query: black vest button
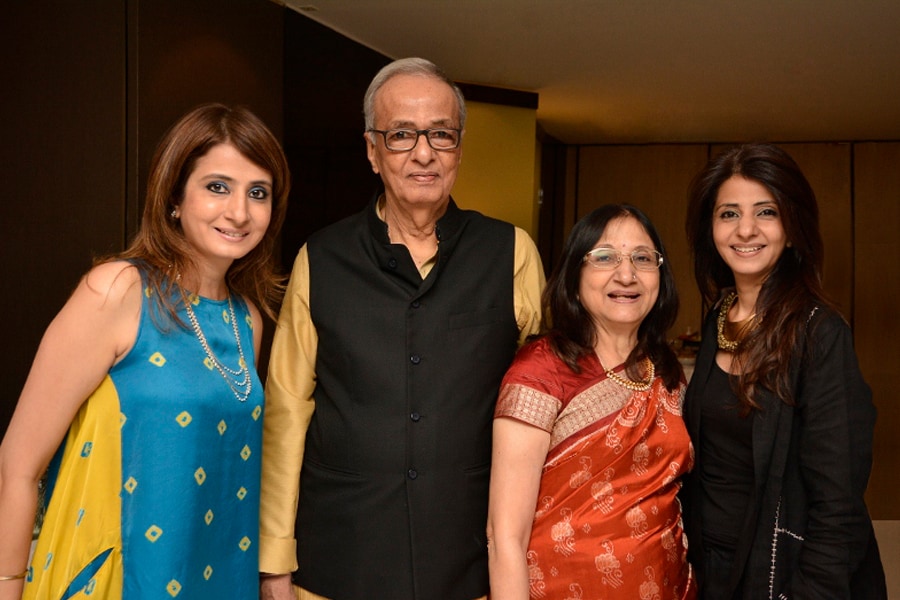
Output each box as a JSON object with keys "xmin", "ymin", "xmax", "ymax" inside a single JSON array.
[
  {"xmin": 411, "ymin": 300, "xmax": 421, "ymax": 308},
  {"xmin": 410, "ymin": 412, "xmax": 421, "ymax": 422},
  {"xmin": 388, "ymin": 258, "xmax": 398, "ymax": 269},
  {"xmin": 407, "ymin": 469, "xmax": 418, "ymax": 480},
  {"xmin": 410, "ymin": 354, "xmax": 421, "ymax": 365}
]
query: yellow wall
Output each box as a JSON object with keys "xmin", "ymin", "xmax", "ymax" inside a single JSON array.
[{"xmin": 451, "ymin": 101, "xmax": 539, "ymax": 237}]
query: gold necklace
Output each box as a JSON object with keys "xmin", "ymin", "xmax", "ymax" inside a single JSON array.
[
  {"xmin": 717, "ymin": 292, "xmax": 758, "ymax": 352},
  {"xmin": 604, "ymin": 356, "xmax": 655, "ymax": 391},
  {"xmin": 184, "ymin": 293, "xmax": 252, "ymax": 402}
]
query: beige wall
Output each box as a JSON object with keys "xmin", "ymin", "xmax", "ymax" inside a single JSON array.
[{"xmin": 453, "ymin": 102, "xmax": 539, "ymax": 237}]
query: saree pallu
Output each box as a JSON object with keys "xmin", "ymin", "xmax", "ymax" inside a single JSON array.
[{"xmin": 496, "ymin": 339, "xmax": 696, "ymax": 599}]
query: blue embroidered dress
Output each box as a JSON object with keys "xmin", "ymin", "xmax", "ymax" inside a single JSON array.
[{"xmin": 25, "ymin": 278, "xmax": 263, "ymax": 599}]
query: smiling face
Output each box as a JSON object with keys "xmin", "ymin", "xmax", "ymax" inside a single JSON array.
[
  {"xmin": 579, "ymin": 216, "xmax": 660, "ymax": 336},
  {"xmin": 365, "ymin": 73, "xmax": 462, "ymax": 211},
  {"xmin": 712, "ymin": 175, "xmax": 788, "ymax": 289},
  {"xmin": 176, "ymin": 142, "xmax": 273, "ymax": 278}
]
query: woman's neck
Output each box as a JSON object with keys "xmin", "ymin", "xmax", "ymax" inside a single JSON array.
[
  {"xmin": 730, "ymin": 282, "xmax": 760, "ymax": 321},
  {"xmin": 179, "ymin": 270, "xmax": 229, "ymax": 300},
  {"xmin": 592, "ymin": 327, "xmax": 639, "ymax": 368}
]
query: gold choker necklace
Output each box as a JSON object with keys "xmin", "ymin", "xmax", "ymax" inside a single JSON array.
[
  {"xmin": 717, "ymin": 292, "xmax": 758, "ymax": 352},
  {"xmin": 604, "ymin": 357, "xmax": 655, "ymax": 391}
]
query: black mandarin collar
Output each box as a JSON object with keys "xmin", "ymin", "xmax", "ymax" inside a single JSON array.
[{"xmin": 365, "ymin": 191, "xmax": 464, "ymax": 247}]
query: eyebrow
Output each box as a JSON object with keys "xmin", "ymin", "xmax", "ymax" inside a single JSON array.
[
  {"xmin": 386, "ymin": 118, "xmax": 457, "ymax": 129},
  {"xmin": 592, "ymin": 244, "xmax": 655, "ymax": 251},
  {"xmin": 201, "ymin": 173, "xmax": 272, "ymax": 187},
  {"xmin": 715, "ymin": 200, "xmax": 777, "ymax": 209}
]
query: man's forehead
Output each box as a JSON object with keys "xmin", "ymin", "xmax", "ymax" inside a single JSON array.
[{"xmin": 375, "ymin": 75, "xmax": 458, "ymax": 113}]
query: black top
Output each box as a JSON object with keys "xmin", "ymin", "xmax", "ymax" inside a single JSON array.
[
  {"xmin": 699, "ymin": 362, "xmax": 754, "ymax": 550},
  {"xmin": 680, "ymin": 305, "xmax": 886, "ymax": 599}
]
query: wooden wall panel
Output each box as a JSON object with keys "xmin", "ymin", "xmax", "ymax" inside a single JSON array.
[
  {"xmin": 1, "ymin": 0, "xmax": 285, "ymax": 436},
  {"xmin": 1, "ymin": 2, "xmax": 126, "ymax": 436},
  {"xmin": 853, "ymin": 142, "xmax": 900, "ymax": 519},
  {"xmin": 577, "ymin": 145, "xmax": 710, "ymax": 339}
]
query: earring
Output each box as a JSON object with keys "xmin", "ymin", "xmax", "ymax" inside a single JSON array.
[{"xmin": 171, "ymin": 208, "xmax": 178, "ymax": 218}]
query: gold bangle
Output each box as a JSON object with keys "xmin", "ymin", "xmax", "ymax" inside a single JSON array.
[{"xmin": 0, "ymin": 569, "xmax": 28, "ymax": 581}]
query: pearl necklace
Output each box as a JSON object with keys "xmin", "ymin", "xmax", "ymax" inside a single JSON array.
[
  {"xmin": 604, "ymin": 357, "xmax": 655, "ymax": 391},
  {"xmin": 717, "ymin": 292, "xmax": 758, "ymax": 352},
  {"xmin": 184, "ymin": 293, "xmax": 252, "ymax": 402}
]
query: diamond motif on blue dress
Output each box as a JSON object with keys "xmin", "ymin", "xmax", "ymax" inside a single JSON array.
[
  {"xmin": 239, "ymin": 536, "xmax": 251, "ymax": 551},
  {"xmin": 203, "ymin": 565, "xmax": 213, "ymax": 581},
  {"xmin": 236, "ymin": 487, "xmax": 247, "ymax": 500},
  {"xmin": 166, "ymin": 579, "xmax": 182, "ymax": 597},
  {"xmin": 145, "ymin": 525, "xmax": 163, "ymax": 542},
  {"xmin": 240, "ymin": 445, "xmax": 251, "ymax": 461},
  {"xmin": 149, "ymin": 352, "xmax": 166, "ymax": 367},
  {"xmin": 218, "ymin": 420, "xmax": 227, "ymax": 435},
  {"xmin": 194, "ymin": 467, "xmax": 206, "ymax": 485},
  {"xmin": 176, "ymin": 411, "xmax": 192, "ymax": 427},
  {"xmin": 222, "ymin": 308, "xmax": 230, "ymax": 324},
  {"xmin": 205, "ymin": 510, "xmax": 214, "ymax": 525},
  {"xmin": 124, "ymin": 477, "xmax": 138, "ymax": 494},
  {"xmin": 252, "ymin": 406, "xmax": 262, "ymax": 421}
]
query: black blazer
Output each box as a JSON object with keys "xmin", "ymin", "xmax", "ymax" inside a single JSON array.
[{"xmin": 681, "ymin": 305, "xmax": 886, "ymax": 599}]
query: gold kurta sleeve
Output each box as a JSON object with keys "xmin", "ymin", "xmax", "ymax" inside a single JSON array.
[
  {"xmin": 259, "ymin": 245, "xmax": 317, "ymax": 574},
  {"xmin": 513, "ymin": 227, "xmax": 545, "ymax": 346}
]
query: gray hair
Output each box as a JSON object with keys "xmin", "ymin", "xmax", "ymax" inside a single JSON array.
[{"xmin": 363, "ymin": 57, "xmax": 467, "ymax": 134}]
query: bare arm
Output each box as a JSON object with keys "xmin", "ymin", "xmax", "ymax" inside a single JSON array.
[
  {"xmin": 486, "ymin": 417, "xmax": 551, "ymax": 600},
  {"xmin": 0, "ymin": 262, "xmax": 141, "ymax": 599}
]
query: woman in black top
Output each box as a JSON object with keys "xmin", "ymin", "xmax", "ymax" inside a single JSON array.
[{"xmin": 681, "ymin": 143, "xmax": 886, "ymax": 599}]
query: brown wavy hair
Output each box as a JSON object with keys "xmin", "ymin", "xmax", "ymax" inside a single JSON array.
[
  {"xmin": 108, "ymin": 103, "xmax": 290, "ymax": 324},
  {"xmin": 685, "ymin": 143, "xmax": 834, "ymax": 412}
]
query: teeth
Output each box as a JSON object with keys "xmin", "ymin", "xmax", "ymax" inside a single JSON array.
[{"xmin": 734, "ymin": 246, "xmax": 762, "ymax": 253}]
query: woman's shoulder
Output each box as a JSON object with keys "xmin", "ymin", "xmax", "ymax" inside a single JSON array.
[
  {"xmin": 803, "ymin": 304, "xmax": 851, "ymax": 338},
  {"xmin": 506, "ymin": 336, "xmax": 566, "ymax": 378},
  {"xmin": 80, "ymin": 260, "xmax": 144, "ymax": 304}
]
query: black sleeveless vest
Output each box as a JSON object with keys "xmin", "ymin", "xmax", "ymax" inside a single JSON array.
[{"xmin": 295, "ymin": 197, "xmax": 518, "ymax": 599}]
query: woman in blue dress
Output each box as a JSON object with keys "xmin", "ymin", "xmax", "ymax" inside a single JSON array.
[{"xmin": 0, "ymin": 103, "xmax": 290, "ymax": 599}]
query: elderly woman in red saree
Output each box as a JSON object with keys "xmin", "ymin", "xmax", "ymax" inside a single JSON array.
[{"xmin": 487, "ymin": 204, "xmax": 696, "ymax": 599}]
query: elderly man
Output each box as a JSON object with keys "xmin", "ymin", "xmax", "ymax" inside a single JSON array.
[{"xmin": 259, "ymin": 57, "xmax": 544, "ymax": 600}]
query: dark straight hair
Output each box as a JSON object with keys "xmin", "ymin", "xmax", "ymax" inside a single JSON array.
[{"xmin": 543, "ymin": 204, "xmax": 681, "ymax": 391}]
